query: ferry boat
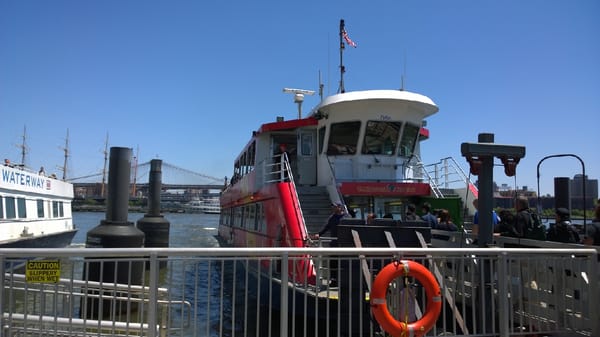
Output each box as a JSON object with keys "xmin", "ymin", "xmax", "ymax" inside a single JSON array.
[
  {"xmin": 183, "ymin": 197, "xmax": 221, "ymax": 214},
  {"xmin": 0, "ymin": 163, "xmax": 77, "ymax": 248}
]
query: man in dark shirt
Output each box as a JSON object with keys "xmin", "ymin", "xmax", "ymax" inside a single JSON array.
[
  {"xmin": 547, "ymin": 207, "xmax": 580, "ymax": 243},
  {"xmin": 315, "ymin": 202, "xmax": 346, "ymax": 246},
  {"xmin": 514, "ymin": 197, "xmax": 532, "ymax": 238}
]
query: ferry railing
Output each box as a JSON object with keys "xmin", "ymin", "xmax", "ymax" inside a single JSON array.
[
  {"xmin": 419, "ymin": 156, "xmax": 478, "ymax": 196},
  {"xmin": 0, "ymin": 247, "xmax": 598, "ymax": 337}
]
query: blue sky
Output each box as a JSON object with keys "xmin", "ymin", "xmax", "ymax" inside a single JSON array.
[{"xmin": 1, "ymin": 1, "xmax": 598, "ymax": 196}]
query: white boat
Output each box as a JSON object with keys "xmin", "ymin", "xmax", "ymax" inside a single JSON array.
[
  {"xmin": 0, "ymin": 163, "xmax": 77, "ymax": 248},
  {"xmin": 183, "ymin": 198, "xmax": 221, "ymax": 214}
]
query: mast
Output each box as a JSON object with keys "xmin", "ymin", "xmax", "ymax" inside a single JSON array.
[
  {"xmin": 101, "ymin": 133, "xmax": 109, "ymax": 198},
  {"xmin": 339, "ymin": 19, "xmax": 346, "ymax": 93},
  {"xmin": 19, "ymin": 125, "xmax": 28, "ymax": 167},
  {"xmin": 131, "ymin": 145, "xmax": 139, "ymax": 197},
  {"xmin": 61, "ymin": 129, "xmax": 69, "ymax": 181}
]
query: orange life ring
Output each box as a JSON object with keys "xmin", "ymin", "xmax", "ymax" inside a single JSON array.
[{"xmin": 371, "ymin": 260, "xmax": 442, "ymax": 337}]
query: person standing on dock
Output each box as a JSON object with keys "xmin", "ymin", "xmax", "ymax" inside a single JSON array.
[
  {"xmin": 472, "ymin": 198, "xmax": 499, "ymax": 236},
  {"xmin": 546, "ymin": 208, "xmax": 580, "ymax": 243},
  {"xmin": 583, "ymin": 203, "xmax": 600, "ymax": 246}
]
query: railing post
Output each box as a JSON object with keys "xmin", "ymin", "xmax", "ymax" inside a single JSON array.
[
  {"xmin": 280, "ymin": 252, "xmax": 289, "ymax": 337},
  {"xmin": 0, "ymin": 256, "xmax": 4, "ymax": 320},
  {"xmin": 497, "ymin": 252, "xmax": 510, "ymax": 337},
  {"xmin": 588, "ymin": 251, "xmax": 599, "ymax": 336},
  {"xmin": 147, "ymin": 252, "xmax": 159, "ymax": 337}
]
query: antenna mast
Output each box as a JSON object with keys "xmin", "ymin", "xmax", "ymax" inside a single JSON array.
[
  {"xmin": 283, "ymin": 88, "xmax": 315, "ymax": 119},
  {"xmin": 339, "ymin": 19, "xmax": 346, "ymax": 93},
  {"xmin": 101, "ymin": 133, "xmax": 109, "ymax": 198}
]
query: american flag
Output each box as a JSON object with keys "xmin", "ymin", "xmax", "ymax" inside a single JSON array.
[{"xmin": 342, "ymin": 29, "xmax": 357, "ymax": 48}]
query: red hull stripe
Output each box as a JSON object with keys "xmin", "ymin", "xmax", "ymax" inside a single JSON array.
[
  {"xmin": 339, "ymin": 182, "xmax": 431, "ymax": 196},
  {"xmin": 258, "ymin": 117, "xmax": 318, "ymax": 134}
]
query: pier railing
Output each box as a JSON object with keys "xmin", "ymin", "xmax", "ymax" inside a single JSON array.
[{"xmin": 1, "ymin": 247, "xmax": 598, "ymax": 337}]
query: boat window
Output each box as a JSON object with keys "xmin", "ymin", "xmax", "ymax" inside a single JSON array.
[
  {"xmin": 318, "ymin": 127, "xmax": 326, "ymax": 154},
  {"xmin": 5, "ymin": 197, "xmax": 15, "ymax": 219},
  {"xmin": 247, "ymin": 204, "xmax": 256, "ymax": 231},
  {"xmin": 59, "ymin": 201, "xmax": 64, "ymax": 217},
  {"xmin": 248, "ymin": 141, "xmax": 256, "ymax": 166},
  {"xmin": 362, "ymin": 121, "xmax": 402, "ymax": 155},
  {"xmin": 300, "ymin": 133, "xmax": 313, "ymax": 156},
  {"xmin": 0, "ymin": 196, "xmax": 3, "ymax": 218},
  {"xmin": 256, "ymin": 202, "xmax": 265, "ymax": 233},
  {"xmin": 399, "ymin": 123, "xmax": 420, "ymax": 157},
  {"xmin": 37, "ymin": 199, "xmax": 44, "ymax": 218},
  {"xmin": 52, "ymin": 201, "xmax": 59, "ymax": 218},
  {"xmin": 17, "ymin": 198, "xmax": 26, "ymax": 218},
  {"xmin": 327, "ymin": 121, "xmax": 360, "ymax": 155}
]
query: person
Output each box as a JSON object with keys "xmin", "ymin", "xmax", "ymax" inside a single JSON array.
[
  {"xmin": 405, "ymin": 203, "xmax": 421, "ymax": 221},
  {"xmin": 546, "ymin": 207, "xmax": 580, "ymax": 243},
  {"xmin": 421, "ymin": 202, "xmax": 439, "ymax": 229},
  {"xmin": 583, "ymin": 204, "xmax": 600, "ymax": 246},
  {"xmin": 437, "ymin": 209, "xmax": 458, "ymax": 231},
  {"xmin": 495, "ymin": 208, "xmax": 519, "ymax": 237},
  {"xmin": 472, "ymin": 198, "xmax": 500, "ymax": 236},
  {"xmin": 38, "ymin": 166, "xmax": 46, "ymax": 176},
  {"xmin": 513, "ymin": 197, "xmax": 532, "ymax": 238},
  {"xmin": 314, "ymin": 202, "xmax": 346, "ymax": 246},
  {"xmin": 366, "ymin": 213, "xmax": 376, "ymax": 225}
]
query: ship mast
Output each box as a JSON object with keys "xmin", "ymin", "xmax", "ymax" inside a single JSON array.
[
  {"xmin": 101, "ymin": 133, "xmax": 109, "ymax": 198},
  {"xmin": 131, "ymin": 145, "xmax": 139, "ymax": 197},
  {"xmin": 60, "ymin": 129, "xmax": 70, "ymax": 181},
  {"xmin": 19, "ymin": 125, "xmax": 28, "ymax": 167}
]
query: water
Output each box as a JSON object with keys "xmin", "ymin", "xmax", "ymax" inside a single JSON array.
[{"xmin": 72, "ymin": 211, "xmax": 220, "ymax": 247}]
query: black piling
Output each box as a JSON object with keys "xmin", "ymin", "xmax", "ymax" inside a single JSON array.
[
  {"xmin": 137, "ymin": 159, "xmax": 170, "ymax": 267},
  {"xmin": 83, "ymin": 147, "xmax": 145, "ymax": 320}
]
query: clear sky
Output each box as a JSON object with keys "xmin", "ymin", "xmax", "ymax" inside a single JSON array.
[{"xmin": 1, "ymin": 1, "xmax": 598, "ymax": 196}]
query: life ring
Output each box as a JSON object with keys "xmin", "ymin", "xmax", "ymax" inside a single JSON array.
[{"xmin": 371, "ymin": 260, "xmax": 442, "ymax": 337}]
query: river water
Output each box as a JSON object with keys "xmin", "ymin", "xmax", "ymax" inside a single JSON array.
[{"xmin": 72, "ymin": 211, "xmax": 220, "ymax": 247}]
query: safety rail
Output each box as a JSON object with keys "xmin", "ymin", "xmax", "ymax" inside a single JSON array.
[{"xmin": 0, "ymin": 247, "xmax": 598, "ymax": 337}]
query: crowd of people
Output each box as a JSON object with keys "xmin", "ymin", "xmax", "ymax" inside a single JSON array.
[{"xmin": 311, "ymin": 198, "xmax": 600, "ymax": 248}]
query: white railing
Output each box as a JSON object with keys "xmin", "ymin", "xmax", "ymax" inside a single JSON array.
[{"xmin": 0, "ymin": 247, "xmax": 598, "ymax": 337}]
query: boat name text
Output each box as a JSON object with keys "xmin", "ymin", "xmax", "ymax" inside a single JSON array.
[{"xmin": 1, "ymin": 169, "xmax": 49, "ymax": 190}]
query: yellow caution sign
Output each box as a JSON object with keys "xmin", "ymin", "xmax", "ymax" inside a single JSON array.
[{"xmin": 25, "ymin": 260, "xmax": 60, "ymax": 283}]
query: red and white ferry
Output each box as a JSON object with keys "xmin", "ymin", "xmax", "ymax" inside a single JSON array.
[{"xmin": 217, "ymin": 87, "xmax": 453, "ymax": 284}]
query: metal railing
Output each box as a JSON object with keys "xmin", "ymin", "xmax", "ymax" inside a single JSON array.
[{"xmin": 0, "ymin": 247, "xmax": 598, "ymax": 337}]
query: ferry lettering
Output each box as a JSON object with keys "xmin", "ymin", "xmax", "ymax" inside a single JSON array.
[{"xmin": 1, "ymin": 170, "xmax": 44, "ymax": 189}]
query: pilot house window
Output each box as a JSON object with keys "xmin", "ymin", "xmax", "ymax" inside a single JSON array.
[
  {"xmin": 327, "ymin": 121, "xmax": 361, "ymax": 155},
  {"xmin": 399, "ymin": 123, "xmax": 420, "ymax": 157},
  {"xmin": 362, "ymin": 121, "xmax": 402, "ymax": 155}
]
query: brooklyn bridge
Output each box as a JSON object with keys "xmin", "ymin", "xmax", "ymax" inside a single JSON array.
[{"xmin": 70, "ymin": 160, "xmax": 226, "ymax": 203}]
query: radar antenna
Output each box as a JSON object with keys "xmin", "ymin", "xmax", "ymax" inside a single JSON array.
[{"xmin": 283, "ymin": 88, "xmax": 315, "ymax": 119}]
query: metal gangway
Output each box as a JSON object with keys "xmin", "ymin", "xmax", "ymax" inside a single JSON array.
[{"xmin": 0, "ymin": 246, "xmax": 598, "ymax": 337}]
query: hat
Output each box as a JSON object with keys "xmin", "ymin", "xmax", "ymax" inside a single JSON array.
[{"xmin": 556, "ymin": 207, "xmax": 570, "ymax": 217}]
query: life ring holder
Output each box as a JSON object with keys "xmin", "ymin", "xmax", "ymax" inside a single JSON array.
[{"xmin": 370, "ymin": 260, "xmax": 442, "ymax": 337}]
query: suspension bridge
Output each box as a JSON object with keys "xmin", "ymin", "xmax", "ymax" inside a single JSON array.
[{"xmin": 69, "ymin": 161, "xmax": 226, "ymax": 200}]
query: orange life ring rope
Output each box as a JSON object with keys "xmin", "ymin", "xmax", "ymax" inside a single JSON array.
[{"xmin": 371, "ymin": 260, "xmax": 442, "ymax": 337}]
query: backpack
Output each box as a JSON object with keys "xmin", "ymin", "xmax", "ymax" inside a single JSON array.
[{"xmin": 523, "ymin": 210, "xmax": 546, "ymax": 240}]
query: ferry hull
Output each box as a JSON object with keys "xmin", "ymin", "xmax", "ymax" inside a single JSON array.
[{"xmin": 0, "ymin": 229, "xmax": 78, "ymax": 248}]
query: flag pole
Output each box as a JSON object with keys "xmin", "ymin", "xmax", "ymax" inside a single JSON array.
[{"xmin": 339, "ymin": 19, "xmax": 346, "ymax": 93}]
